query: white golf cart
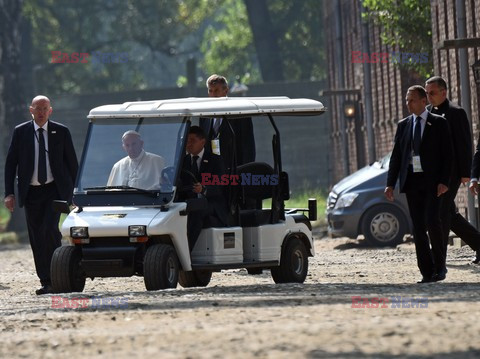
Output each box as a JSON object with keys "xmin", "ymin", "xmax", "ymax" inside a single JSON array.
[{"xmin": 51, "ymin": 96, "xmax": 326, "ymax": 292}]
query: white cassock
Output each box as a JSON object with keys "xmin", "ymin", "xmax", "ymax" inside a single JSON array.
[{"xmin": 107, "ymin": 150, "xmax": 165, "ymax": 190}]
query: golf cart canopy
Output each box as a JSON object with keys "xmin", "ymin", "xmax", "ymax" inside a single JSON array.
[
  {"xmin": 87, "ymin": 96, "xmax": 326, "ymax": 119},
  {"xmin": 74, "ymin": 96, "xmax": 325, "ymax": 207}
]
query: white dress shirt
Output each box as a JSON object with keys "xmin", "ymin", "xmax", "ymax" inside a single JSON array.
[
  {"xmin": 190, "ymin": 148, "xmax": 204, "ymax": 169},
  {"xmin": 31, "ymin": 121, "xmax": 54, "ymax": 185},
  {"xmin": 412, "ymin": 109, "xmax": 428, "ymax": 139}
]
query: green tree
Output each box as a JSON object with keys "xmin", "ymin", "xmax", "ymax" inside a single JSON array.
[
  {"xmin": 189, "ymin": 0, "xmax": 325, "ymax": 84},
  {"xmin": 362, "ymin": 0, "xmax": 433, "ymax": 79},
  {"xmin": 23, "ymin": 0, "xmax": 200, "ymax": 95},
  {"xmin": 0, "ymin": 0, "xmax": 28, "ymax": 232},
  {"xmin": 23, "ymin": 0, "xmax": 326, "ymax": 94}
]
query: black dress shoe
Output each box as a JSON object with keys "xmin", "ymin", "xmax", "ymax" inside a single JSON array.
[
  {"xmin": 417, "ymin": 276, "xmax": 434, "ymax": 283},
  {"xmin": 433, "ymin": 272, "xmax": 446, "ymax": 282},
  {"xmin": 35, "ymin": 285, "xmax": 53, "ymax": 295},
  {"xmin": 472, "ymin": 251, "xmax": 480, "ymax": 264}
]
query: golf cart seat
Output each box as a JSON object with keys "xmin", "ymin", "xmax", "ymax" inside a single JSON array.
[{"xmin": 236, "ymin": 162, "xmax": 275, "ymax": 227}]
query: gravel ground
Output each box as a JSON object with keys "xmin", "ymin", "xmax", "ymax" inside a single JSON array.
[{"xmin": 1, "ymin": 236, "xmax": 480, "ymax": 359}]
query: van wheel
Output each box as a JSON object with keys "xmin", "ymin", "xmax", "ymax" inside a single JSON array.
[
  {"xmin": 144, "ymin": 244, "xmax": 179, "ymax": 290},
  {"xmin": 271, "ymin": 238, "xmax": 308, "ymax": 284},
  {"xmin": 178, "ymin": 270, "xmax": 212, "ymax": 288},
  {"xmin": 51, "ymin": 246, "xmax": 86, "ymax": 293},
  {"xmin": 361, "ymin": 205, "xmax": 407, "ymax": 247}
]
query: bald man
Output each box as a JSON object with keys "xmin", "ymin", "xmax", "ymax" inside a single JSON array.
[{"xmin": 4, "ymin": 95, "xmax": 78, "ymax": 295}]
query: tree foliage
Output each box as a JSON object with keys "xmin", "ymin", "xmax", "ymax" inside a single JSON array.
[
  {"xmin": 362, "ymin": 0, "xmax": 433, "ymax": 79},
  {"xmin": 22, "ymin": 0, "xmax": 326, "ymax": 94},
  {"xmin": 198, "ymin": 0, "xmax": 325, "ymax": 83},
  {"xmin": 0, "ymin": 0, "xmax": 28, "ymax": 231},
  {"xmin": 23, "ymin": 0, "xmax": 199, "ymax": 94}
]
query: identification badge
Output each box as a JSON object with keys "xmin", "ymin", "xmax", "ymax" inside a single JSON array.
[
  {"xmin": 211, "ymin": 139, "xmax": 220, "ymax": 155},
  {"xmin": 412, "ymin": 155, "xmax": 423, "ymax": 173}
]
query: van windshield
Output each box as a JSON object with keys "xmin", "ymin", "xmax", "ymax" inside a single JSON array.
[
  {"xmin": 378, "ymin": 153, "xmax": 391, "ymax": 169},
  {"xmin": 74, "ymin": 117, "xmax": 187, "ymax": 206}
]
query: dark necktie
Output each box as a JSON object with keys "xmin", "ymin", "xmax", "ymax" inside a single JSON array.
[
  {"xmin": 212, "ymin": 118, "xmax": 221, "ymax": 137},
  {"xmin": 191, "ymin": 155, "xmax": 199, "ymax": 180},
  {"xmin": 38, "ymin": 128, "xmax": 47, "ymax": 184},
  {"xmin": 413, "ymin": 116, "xmax": 422, "ymax": 156}
]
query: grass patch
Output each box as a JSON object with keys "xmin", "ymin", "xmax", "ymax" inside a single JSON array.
[
  {"xmin": 264, "ymin": 188, "xmax": 327, "ymax": 229},
  {"xmin": 285, "ymin": 188, "xmax": 327, "ymax": 228},
  {"xmin": 0, "ymin": 207, "xmax": 11, "ymax": 232},
  {"xmin": 0, "ymin": 232, "xmax": 19, "ymax": 244}
]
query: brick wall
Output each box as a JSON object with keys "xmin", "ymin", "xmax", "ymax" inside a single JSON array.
[
  {"xmin": 323, "ymin": 0, "xmax": 406, "ymax": 185},
  {"xmin": 324, "ymin": 0, "xmax": 480, "ymax": 217},
  {"xmin": 430, "ymin": 0, "xmax": 480, "ymax": 216}
]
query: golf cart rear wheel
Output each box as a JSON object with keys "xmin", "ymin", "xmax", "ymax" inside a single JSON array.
[
  {"xmin": 144, "ymin": 244, "xmax": 179, "ymax": 290},
  {"xmin": 271, "ymin": 237, "xmax": 308, "ymax": 284},
  {"xmin": 178, "ymin": 270, "xmax": 212, "ymax": 288},
  {"xmin": 51, "ymin": 246, "xmax": 86, "ymax": 293}
]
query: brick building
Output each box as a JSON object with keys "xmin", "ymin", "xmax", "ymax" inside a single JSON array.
[{"xmin": 323, "ymin": 0, "xmax": 480, "ymax": 217}]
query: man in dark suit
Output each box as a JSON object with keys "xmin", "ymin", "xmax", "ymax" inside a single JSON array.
[
  {"xmin": 4, "ymin": 95, "xmax": 78, "ymax": 294},
  {"xmin": 425, "ymin": 76, "xmax": 480, "ymax": 265},
  {"xmin": 199, "ymin": 74, "xmax": 255, "ymax": 172},
  {"xmin": 178, "ymin": 126, "xmax": 228, "ymax": 252},
  {"xmin": 385, "ymin": 85, "xmax": 453, "ymax": 283},
  {"xmin": 468, "ymin": 141, "xmax": 480, "ymax": 264}
]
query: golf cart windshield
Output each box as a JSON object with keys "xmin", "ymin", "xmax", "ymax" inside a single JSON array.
[{"xmin": 74, "ymin": 117, "xmax": 187, "ymax": 206}]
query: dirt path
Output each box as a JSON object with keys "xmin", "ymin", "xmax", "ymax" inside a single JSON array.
[{"xmin": 1, "ymin": 237, "xmax": 480, "ymax": 358}]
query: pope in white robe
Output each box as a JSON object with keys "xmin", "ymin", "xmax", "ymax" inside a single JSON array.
[{"xmin": 107, "ymin": 130, "xmax": 165, "ymax": 190}]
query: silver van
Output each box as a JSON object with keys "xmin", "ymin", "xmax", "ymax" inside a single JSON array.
[{"xmin": 326, "ymin": 154, "xmax": 412, "ymax": 246}]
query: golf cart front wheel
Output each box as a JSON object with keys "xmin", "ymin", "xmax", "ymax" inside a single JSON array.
[
  {"xmin": 144, "ymin": 244, "xmax": 179, "ymax": 290},
  {"xmin": 51, "ymin": 246, "xmax": 86, "ymax": 293}
]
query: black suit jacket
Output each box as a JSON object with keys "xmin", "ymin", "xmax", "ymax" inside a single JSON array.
[
  {"xmin": 472, "ymin": 137, "xmax": 480, "ymax": 179},
  {"xmin": 428, "ymin": 99, "xmax": 472, "ymax": 182},
  {"xmin": 4, "ymin": 120, "xmax": 78, "ymax": 207},
  {"xmin": 179, "ymin": 151, "xmax": 228, "ymax": 226},
  {"xmin": 199, "ymin": 117, "xmax": 255, "ymax": 171},
  {"xmin": 387, "ymin": 112, "xmax": 453, "ymax": 193}
]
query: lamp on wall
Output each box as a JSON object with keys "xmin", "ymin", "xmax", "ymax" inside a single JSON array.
[
  {"xmin": 343, "ymin": 100, "xmax": 356, "ymax": 118},
  {"xmin": 472, "ymin": 59, "xmax": 480, "ymax": 85}
]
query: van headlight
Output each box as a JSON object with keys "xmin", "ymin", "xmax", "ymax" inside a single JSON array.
[{"xmin": 334, "ymin": 193, "xmax": 359, "ymax": 209}]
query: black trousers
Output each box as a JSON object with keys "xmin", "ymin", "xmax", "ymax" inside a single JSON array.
[
  {"xmin": 404, "ymin": 170, "xmax": 445, "ymax": 277},
  {"xmin": 24, "ymin": 183, "xmax": 62, "ymax": 286},
  {"xmin": 441, "ymin": 178, "xmax": 480, "ymax": 253},
  {"xmin": 187, "ymin": 206, "xmax": 214, "ymax": 252}
]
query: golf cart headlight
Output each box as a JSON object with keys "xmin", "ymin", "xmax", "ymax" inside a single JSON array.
[
  {"xmin": 334, "ymin": 193, "xmax": 359, "ymax": 209},
  {"xmin": 129, "ymin": 225, "xmax": 146, "ymax": 237},
  {"xmin": 70, "ymin": 226, "xmax": 89, "ymax": 238}
]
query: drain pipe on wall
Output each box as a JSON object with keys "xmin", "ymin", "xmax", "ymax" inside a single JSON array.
[
  {"xmin": 335, "ymin": 0, "xmax": 350, "ymax": 176},
  {"xmin": 456, "ymin": 0, "xmax": 477, "ymax": 227}
]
